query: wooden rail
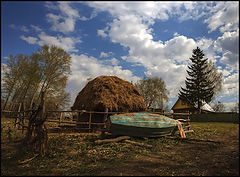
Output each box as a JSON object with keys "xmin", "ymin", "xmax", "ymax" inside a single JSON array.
[{"xmin": 2, "ymin": 109, "xmax": 192, "ymax": 134}]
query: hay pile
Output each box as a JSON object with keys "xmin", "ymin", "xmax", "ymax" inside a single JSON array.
[{"xmin": 71, "ymin": 75, "xmax": 147, "ymax": 112}]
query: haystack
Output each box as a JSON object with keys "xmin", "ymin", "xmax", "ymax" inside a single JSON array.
[{"xmin": 71, "ymin": 75, "xmax": 147, "ymax": 112}]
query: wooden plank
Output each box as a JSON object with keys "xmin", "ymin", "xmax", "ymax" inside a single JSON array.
[
  {"xmin": 177, "ymin": 119, "xmax": 190, "ymax": 122},
  {"xmin": 94, "ymin": 136, "xmax": 130, "ymax": 144},
  {"xmin": 124, "ymin": 140, "xmax": 153, "ymax": 148},
  {"xmin": 184, "ymin": 130, "xmax": 194, "ymax": 133}
]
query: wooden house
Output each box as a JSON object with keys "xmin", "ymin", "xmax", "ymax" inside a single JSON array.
[{"xmin": 171, "ymin": 98, "xmax": 214, "ymax": 114}]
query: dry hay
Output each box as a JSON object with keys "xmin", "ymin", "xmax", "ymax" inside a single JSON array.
[{"xmin": 71, "ymin": 75, "xmax": 147, "ymax": 112}]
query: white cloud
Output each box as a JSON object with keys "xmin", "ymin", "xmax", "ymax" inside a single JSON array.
[
  {"xmin": 99, "ymin": 51, "xmax": 114, "ymax": 58},
  {"xmin": 38, "ymin": 32, "xmax": 81, "ymax": 52},
  {"xmin": 100, "ymin": 52, "xmax": 108, "ymax": 58},
  {"xmin": 97, "ymin": 13, "xmax": 199, "ymax": 97},
  {"xmin": 215, "ymin": 29, "xmax": 239, "ymax": 70},
  {"xmin": 9, "ymin": 24, "xmax": 29, "ymax": 32},
  {"xmin": 196, "ymin": 37, "xmax": 218, "ymax": 63},
  {"xmin": 87, "ymin": 1, "xmax": 215, "ymax": 25},
  {"xmin": 173, "ymin": 32, "xmax": 180, "ymax": 37},
  {"xmin": 109, "ymin": 58, "xmax": 119, "ymax": 65},
  {"xmin": 45, "ymin": 1, "xmax": 97, "ymax": 34},
  {"xmin": 204, "ymin": 1, "xmax": 239, "ymax": 33},
  {"xmin": 87, "ymin": 1, "xmax": 239, "ymax": 102},
  {"xmin": 102, "ymin": 57, "xmax": 119, "ymax": 66},
  {"xmin": 97, "ymin": 28, "xmax": 108, "ymax": 38},
  {"xmin": 215, "ymin": 30, "xmax": 239, "ymax": 54},
  {"xmin": 217, "ymin": 67, "xmax": 231, "ymax": 77},
  {"xmin": 45, "ymin": 2, "xmax": 80, "ymax": 33},
  {"xmin": 20, "ymin": 35, "xmax": 38, "ymax": 44},
  {"xmin": 89, "ymin": 1, "xmax": 238, "ymax": 35},
  {"xmin": 219, "ymin": 22, "xmax": 239, "ymax": 33},
  {"xmin": 222, "ymin": 71, "xmax": 239, "ymax": 96},
  {"xmin": 30, "ymin": 25, "xmax": 42, "ymax": 32},
  {"xmin": 20, "ymin": 32, "xmax": 81, "ymax": 52}
]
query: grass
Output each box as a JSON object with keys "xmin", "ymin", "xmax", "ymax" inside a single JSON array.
[{"xmin": 1, "ymin": 117, "xmax": 239, "ymax": 176}]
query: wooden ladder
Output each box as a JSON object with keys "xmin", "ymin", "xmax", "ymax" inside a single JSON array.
[
  {"xmin": 176, "ymin": 112, "xmax": 194, "ymax": 138},
  {"xmin": 177, "ymin": 121, "xmax": 186, "ymax": 138}
]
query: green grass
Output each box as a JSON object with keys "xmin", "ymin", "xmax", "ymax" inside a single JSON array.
[{"xmin": 1, "ymin": 118, "xmax": 239, "ymax": 176}]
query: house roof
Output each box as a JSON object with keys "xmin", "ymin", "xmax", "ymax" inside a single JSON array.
[{"xmin": 198, "ymin": 102, "xmax": 215, "ymax": 112}]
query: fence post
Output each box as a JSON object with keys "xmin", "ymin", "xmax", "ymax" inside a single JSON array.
[
  {"xmin": 89, "ymin": 111, "xmax": 92, "ymax": 132},
  {"xmin": 76, "ymin": 111, "xmax": 79, "ymax": 127},
  {"xmin": 59, "ymin": 112, "xmax": 63, "ymax": 127},
  {"xmin": 15, "ymin": 103, "xmax": 22, "ymax": 129},
  {"xmin": 103, "ymin": 108, "xmax": 108, "ymax": 130}
]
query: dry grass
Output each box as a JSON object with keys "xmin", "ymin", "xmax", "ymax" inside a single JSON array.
[{"xmin": 1, "ymin": 118, "xmax": 239, "ymax": 176}]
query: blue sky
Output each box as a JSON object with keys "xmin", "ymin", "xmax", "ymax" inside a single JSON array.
[{"xmin": 1, "ymin": 1, "xmax": 239, "ymax": 111}]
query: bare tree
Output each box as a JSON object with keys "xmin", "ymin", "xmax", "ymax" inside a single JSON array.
[
  {"xmin": 205, "ymin": 60, "xmax": 223, "ymax": 100},
  {"xmin": 2, "ymin": 45, "xmax": 72, "ymax": 112},
  {"xmin": 230, "ymin": 103, "xmax": 239, "ymax": 113},
  {"xmin": 212, "ymin": 101, "xmax": 225, "ymax": 112},
  {"xmin": 135, "ymin": 77, "xmax": 169, "ymax": 109}
]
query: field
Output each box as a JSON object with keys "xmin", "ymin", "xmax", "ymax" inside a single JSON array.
[{"xmin": 1, "ymin": 117, "xmax": 239, "ymax": 176}]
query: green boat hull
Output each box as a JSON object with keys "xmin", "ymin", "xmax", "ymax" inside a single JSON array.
[
  {"xmin": 110, "ymin": 112, "xmax": 179, "ymax": 137},
  {"xmin": 110, "ymin": 123, "xmax": 178, "ymax": 137}
]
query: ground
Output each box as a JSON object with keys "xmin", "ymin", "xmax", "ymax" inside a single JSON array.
[
  {"xmin": 1, "ymin": 117, "xmax": 239, "ymax": 176},
  {"xmin": 97, "ymin": 124, "xmax": 239, "ymax": 176}
]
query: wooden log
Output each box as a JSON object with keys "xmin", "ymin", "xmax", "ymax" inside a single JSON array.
[
  {"xmin": 184, "ymin": 130, "xmax": 194, "ymax": 134},
  {"xmin": 18, "ymin": 154, "xmax": 39, "ymax": 164},
  {"xmin": 165, "ymin": 136, "xmax": 221, "ymax": 144},
  {"xmin": 94, "ymin": 136, "xmax": 130, "ymax": 144},
  {"xmin": 124, "ymin": 140, "xmax": 153, "ymax": 148}
]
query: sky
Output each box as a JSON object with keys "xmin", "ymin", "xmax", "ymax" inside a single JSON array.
[{"xmin": 1, "ymin": 1, "xmax": 239, "ymax": 111}]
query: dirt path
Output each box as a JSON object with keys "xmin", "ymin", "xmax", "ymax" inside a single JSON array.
[{"xmin": 98, "ymin": 128, "xmax": 239, "ymax": 176}]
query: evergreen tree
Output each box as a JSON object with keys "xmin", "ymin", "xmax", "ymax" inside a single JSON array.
[{"xmin": 179, "ymin": 47, "xmax": 215, "ymax": 113}]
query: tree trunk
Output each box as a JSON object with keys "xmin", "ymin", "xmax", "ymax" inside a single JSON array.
[
  {"xmin": 23, "ymin": 91, "xmax": 48, "ymax": 156},
  {"xmin": 2, "ymin": 87, "xmax": 14, "ymax": 110}
]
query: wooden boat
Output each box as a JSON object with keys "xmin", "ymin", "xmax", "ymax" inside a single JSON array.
[{"xmin": 110, "ymin": 112, "xmax": 179, "ymax": 137}]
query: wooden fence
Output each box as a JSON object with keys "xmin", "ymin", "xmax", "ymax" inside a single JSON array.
[{"xmin": 1, "ymin": 109, "xmax": 191, "ymax": 134}]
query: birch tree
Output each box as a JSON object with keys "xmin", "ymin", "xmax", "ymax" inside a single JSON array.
[{"xmin": 135, "ymin": 77, "xmax": 169, "ymax": 109}]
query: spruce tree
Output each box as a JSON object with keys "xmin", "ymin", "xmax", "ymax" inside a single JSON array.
[{"xmin": 179, "ymin": 47, "xmax": 215, "ymax": 113}]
